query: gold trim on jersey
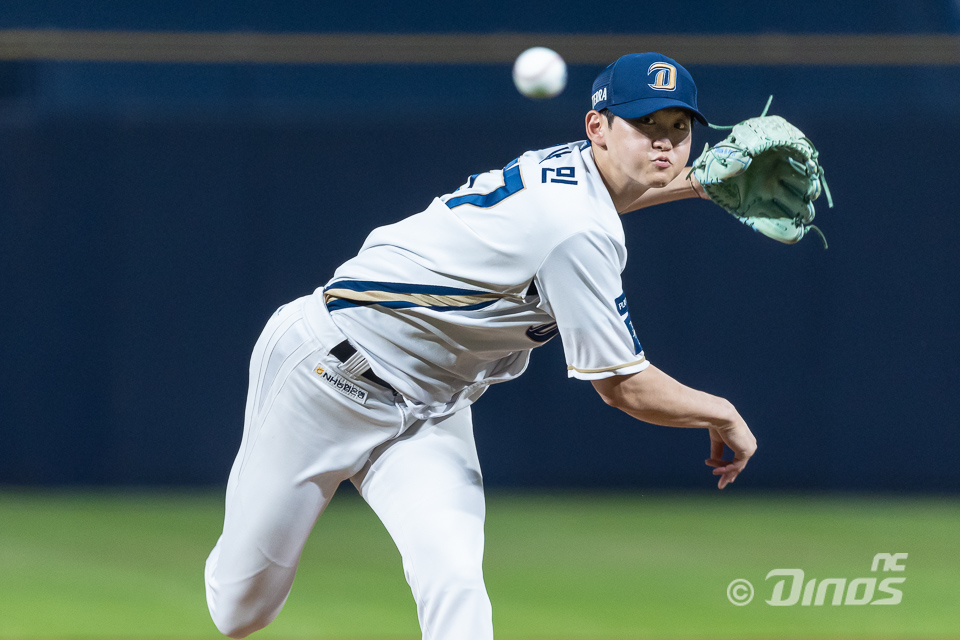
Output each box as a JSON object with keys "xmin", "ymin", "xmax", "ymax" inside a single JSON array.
[
  {"xmin": 324, "ymin": 287, "xmax": 506, "ymax": 309},
  {"xmin": 567, "ymin": 356, "xmax": 647, "ymax": 374}
]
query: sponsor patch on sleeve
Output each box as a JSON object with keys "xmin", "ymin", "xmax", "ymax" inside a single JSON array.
[{"xmin": 614, "ymin": 292, "xmax": 642, "ymax": 355}]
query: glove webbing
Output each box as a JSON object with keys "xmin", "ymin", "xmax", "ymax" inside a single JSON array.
[
  {"xmin": 689, "ymin": 96, "xmax": 834, "ymax": 249},
  {"xmin": 706, "ymin": 96, "xmax": 834, "ymax": 210}
]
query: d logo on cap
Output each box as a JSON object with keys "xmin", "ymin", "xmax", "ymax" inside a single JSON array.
[
  {"xmin": 648, "ymin": 62, "xmax": 677, "ymax": 91},
  {"xmin": 589, "ymin": 52, "xmax": 708, "ymax": 125}
]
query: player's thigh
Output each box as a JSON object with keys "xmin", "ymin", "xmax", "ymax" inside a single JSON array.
[
  {"xmin": 352, "ymin": 407, "xmax": 486, "ymax": 575},
  {"xmin": 218, "ymin": 308, "xmax": 404, "ymax": 572}
]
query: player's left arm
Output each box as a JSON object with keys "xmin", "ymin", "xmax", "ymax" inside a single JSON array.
[{"xmin": 620, "ymin": 170, "xmax": 707, "ymax": 213}]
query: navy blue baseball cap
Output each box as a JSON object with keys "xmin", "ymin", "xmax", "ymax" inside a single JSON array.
[{"xmin": 590, "ymin": 52, "xmax": 707, "ymax": 125}]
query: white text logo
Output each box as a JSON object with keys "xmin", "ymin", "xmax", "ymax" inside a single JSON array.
[
  {"xmin": 591, "ymin": 87, "xmax": 607, "ymax": 108},
  {"xmin": 727, "ymin": 553, "xmax": 907, "ymax": 607}
]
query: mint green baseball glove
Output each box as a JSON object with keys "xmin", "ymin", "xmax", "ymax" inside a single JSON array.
[{"xmin": 690, "ymin": 99, "xmax": 833, "ymax": 246}]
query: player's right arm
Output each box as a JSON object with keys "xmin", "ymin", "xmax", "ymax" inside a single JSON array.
[
  {"xmin": 591, "ymin": 366, "xmax": 757, "ymax": 489},
  {"xmin": 532, "ymin": 224, "xmax": 755, "ymax": 489}
]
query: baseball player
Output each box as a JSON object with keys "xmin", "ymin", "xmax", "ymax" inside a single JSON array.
[{"xmin": 205, "ymin": 52, "xmax": 758, "ymax": 640}]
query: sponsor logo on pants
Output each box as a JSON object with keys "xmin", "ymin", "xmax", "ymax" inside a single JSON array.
[{"xmin": 315, "ymin": 366, "xmax": 368, "ymax": 404}]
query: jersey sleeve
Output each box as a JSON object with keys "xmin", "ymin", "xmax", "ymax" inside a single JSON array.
[{"xmin": 535, "ymin": 230, "xmax": 650, "ymax": 380}]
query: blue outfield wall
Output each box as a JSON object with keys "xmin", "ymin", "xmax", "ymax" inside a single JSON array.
[{"xmin": 1, "ymin": 51, "xmax": 959, "ymax": 491}]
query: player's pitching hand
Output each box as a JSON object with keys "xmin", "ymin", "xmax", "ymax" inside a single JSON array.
[{"xmin": 706, "ymin": 422, "xmax": 757, "ymax": 490}]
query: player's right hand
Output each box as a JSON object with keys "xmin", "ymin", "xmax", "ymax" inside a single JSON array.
[{"xmin": 705, "ymin": 420, "xmax": 757, "ymax": 490}]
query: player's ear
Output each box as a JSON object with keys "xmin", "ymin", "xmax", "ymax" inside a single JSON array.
[{"xmin": 585, "ymin": 110, "xmax": 607, "ymax": 147}]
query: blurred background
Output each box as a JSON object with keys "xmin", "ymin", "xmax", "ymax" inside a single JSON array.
[{"xmin": 1, "ymin": 1, "xmax": 958, "ymax": 638}]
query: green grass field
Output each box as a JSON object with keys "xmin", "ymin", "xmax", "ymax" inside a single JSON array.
[{"xmin": 1, "ymin": 489, "xmax": 957, "ymax": 639}]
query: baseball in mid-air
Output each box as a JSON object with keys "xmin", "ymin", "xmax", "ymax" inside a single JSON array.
[{"xmin": 512, "ymin": 47, "xmax": 567, "ymax": 99}]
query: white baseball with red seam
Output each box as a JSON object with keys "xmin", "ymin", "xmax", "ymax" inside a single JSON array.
[{"xmin": 512, "ymin": 47, "xmax": 567, "ymax": 99}]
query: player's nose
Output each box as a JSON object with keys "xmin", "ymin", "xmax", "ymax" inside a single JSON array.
[{"xmin": 652, "ymin": 134, "xmax": 672, "ymax": 150}]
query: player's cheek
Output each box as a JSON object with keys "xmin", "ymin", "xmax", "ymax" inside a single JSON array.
[{"xmin": 676, "ymin": 139, "xmax": 692, "ymax": 165}]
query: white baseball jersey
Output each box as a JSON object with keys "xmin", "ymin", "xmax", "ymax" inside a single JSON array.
[{"xmin": 315, "ymin": 141, "xmax": 649, "ymax": 419}]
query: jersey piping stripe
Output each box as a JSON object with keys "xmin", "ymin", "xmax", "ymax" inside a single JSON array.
[
  {"xmin": 324, "ymin": 280, "xmax": 506, "ymax": 312},
  {"xmin": 325, "ymin": 280, "xmax": 499, "ymax": 296},
  {"xmin": 444, "ymin": 160, "xmax": 523, "ymax": 210},
  {"xmin": 567, "ymin": 356, "xmax": 647, "ymax": 374}
]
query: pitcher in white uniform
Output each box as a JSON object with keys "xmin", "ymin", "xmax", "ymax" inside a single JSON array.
[{"xmin": 204, "ymin": 52, "xmax": 757, "ymax": 640}]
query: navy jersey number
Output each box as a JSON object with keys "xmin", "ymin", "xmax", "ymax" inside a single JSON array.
[
  {"xmin": 446, "ymin": 159, "xmax": 525, "ymax": 209},
  {"xmin": 542, "ymin": 167, "xmax": 577, "ymax": 185}
]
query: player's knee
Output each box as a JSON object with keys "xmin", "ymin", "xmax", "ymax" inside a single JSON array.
[
  {"xmin": 206, "ymin": 578, "xmax": 283, "ymax": 639},
  {"xmin": 209, "ymin": 600, "xmax": 277, "ymax": 639},
  {"xmin": 205, "ymin": 547, "xmax": 294, "ymax": 638},
  {"xmin": 216, "ymin": 620, "xmax": 254, "ymax": 639},
  {"xmin": 218, "ymin": 621, "xmax": 262, "ymax": 639}
]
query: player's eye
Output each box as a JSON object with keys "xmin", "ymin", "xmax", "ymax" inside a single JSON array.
[{"xmin": 637, "ymin": 116, "xmax": 655, "ymax": 125}]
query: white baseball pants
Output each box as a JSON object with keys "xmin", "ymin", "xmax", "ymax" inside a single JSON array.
[{"xmin": 204, "ymin": 296, "xmax": 493, "ymax": 640}]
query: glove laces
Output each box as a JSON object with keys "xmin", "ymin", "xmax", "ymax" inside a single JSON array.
[
  {"xmin": 703, "ymin": 95, "xmax": 834, "ymax": 248},
  {"xmin": 708, "ymin": 95, "xmax": 833, "ymax": 209}
]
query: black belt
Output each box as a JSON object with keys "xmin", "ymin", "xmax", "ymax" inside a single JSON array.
[{"xmin": 329, "ymin": 340, "xmax": 397, "ymax": 394}]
